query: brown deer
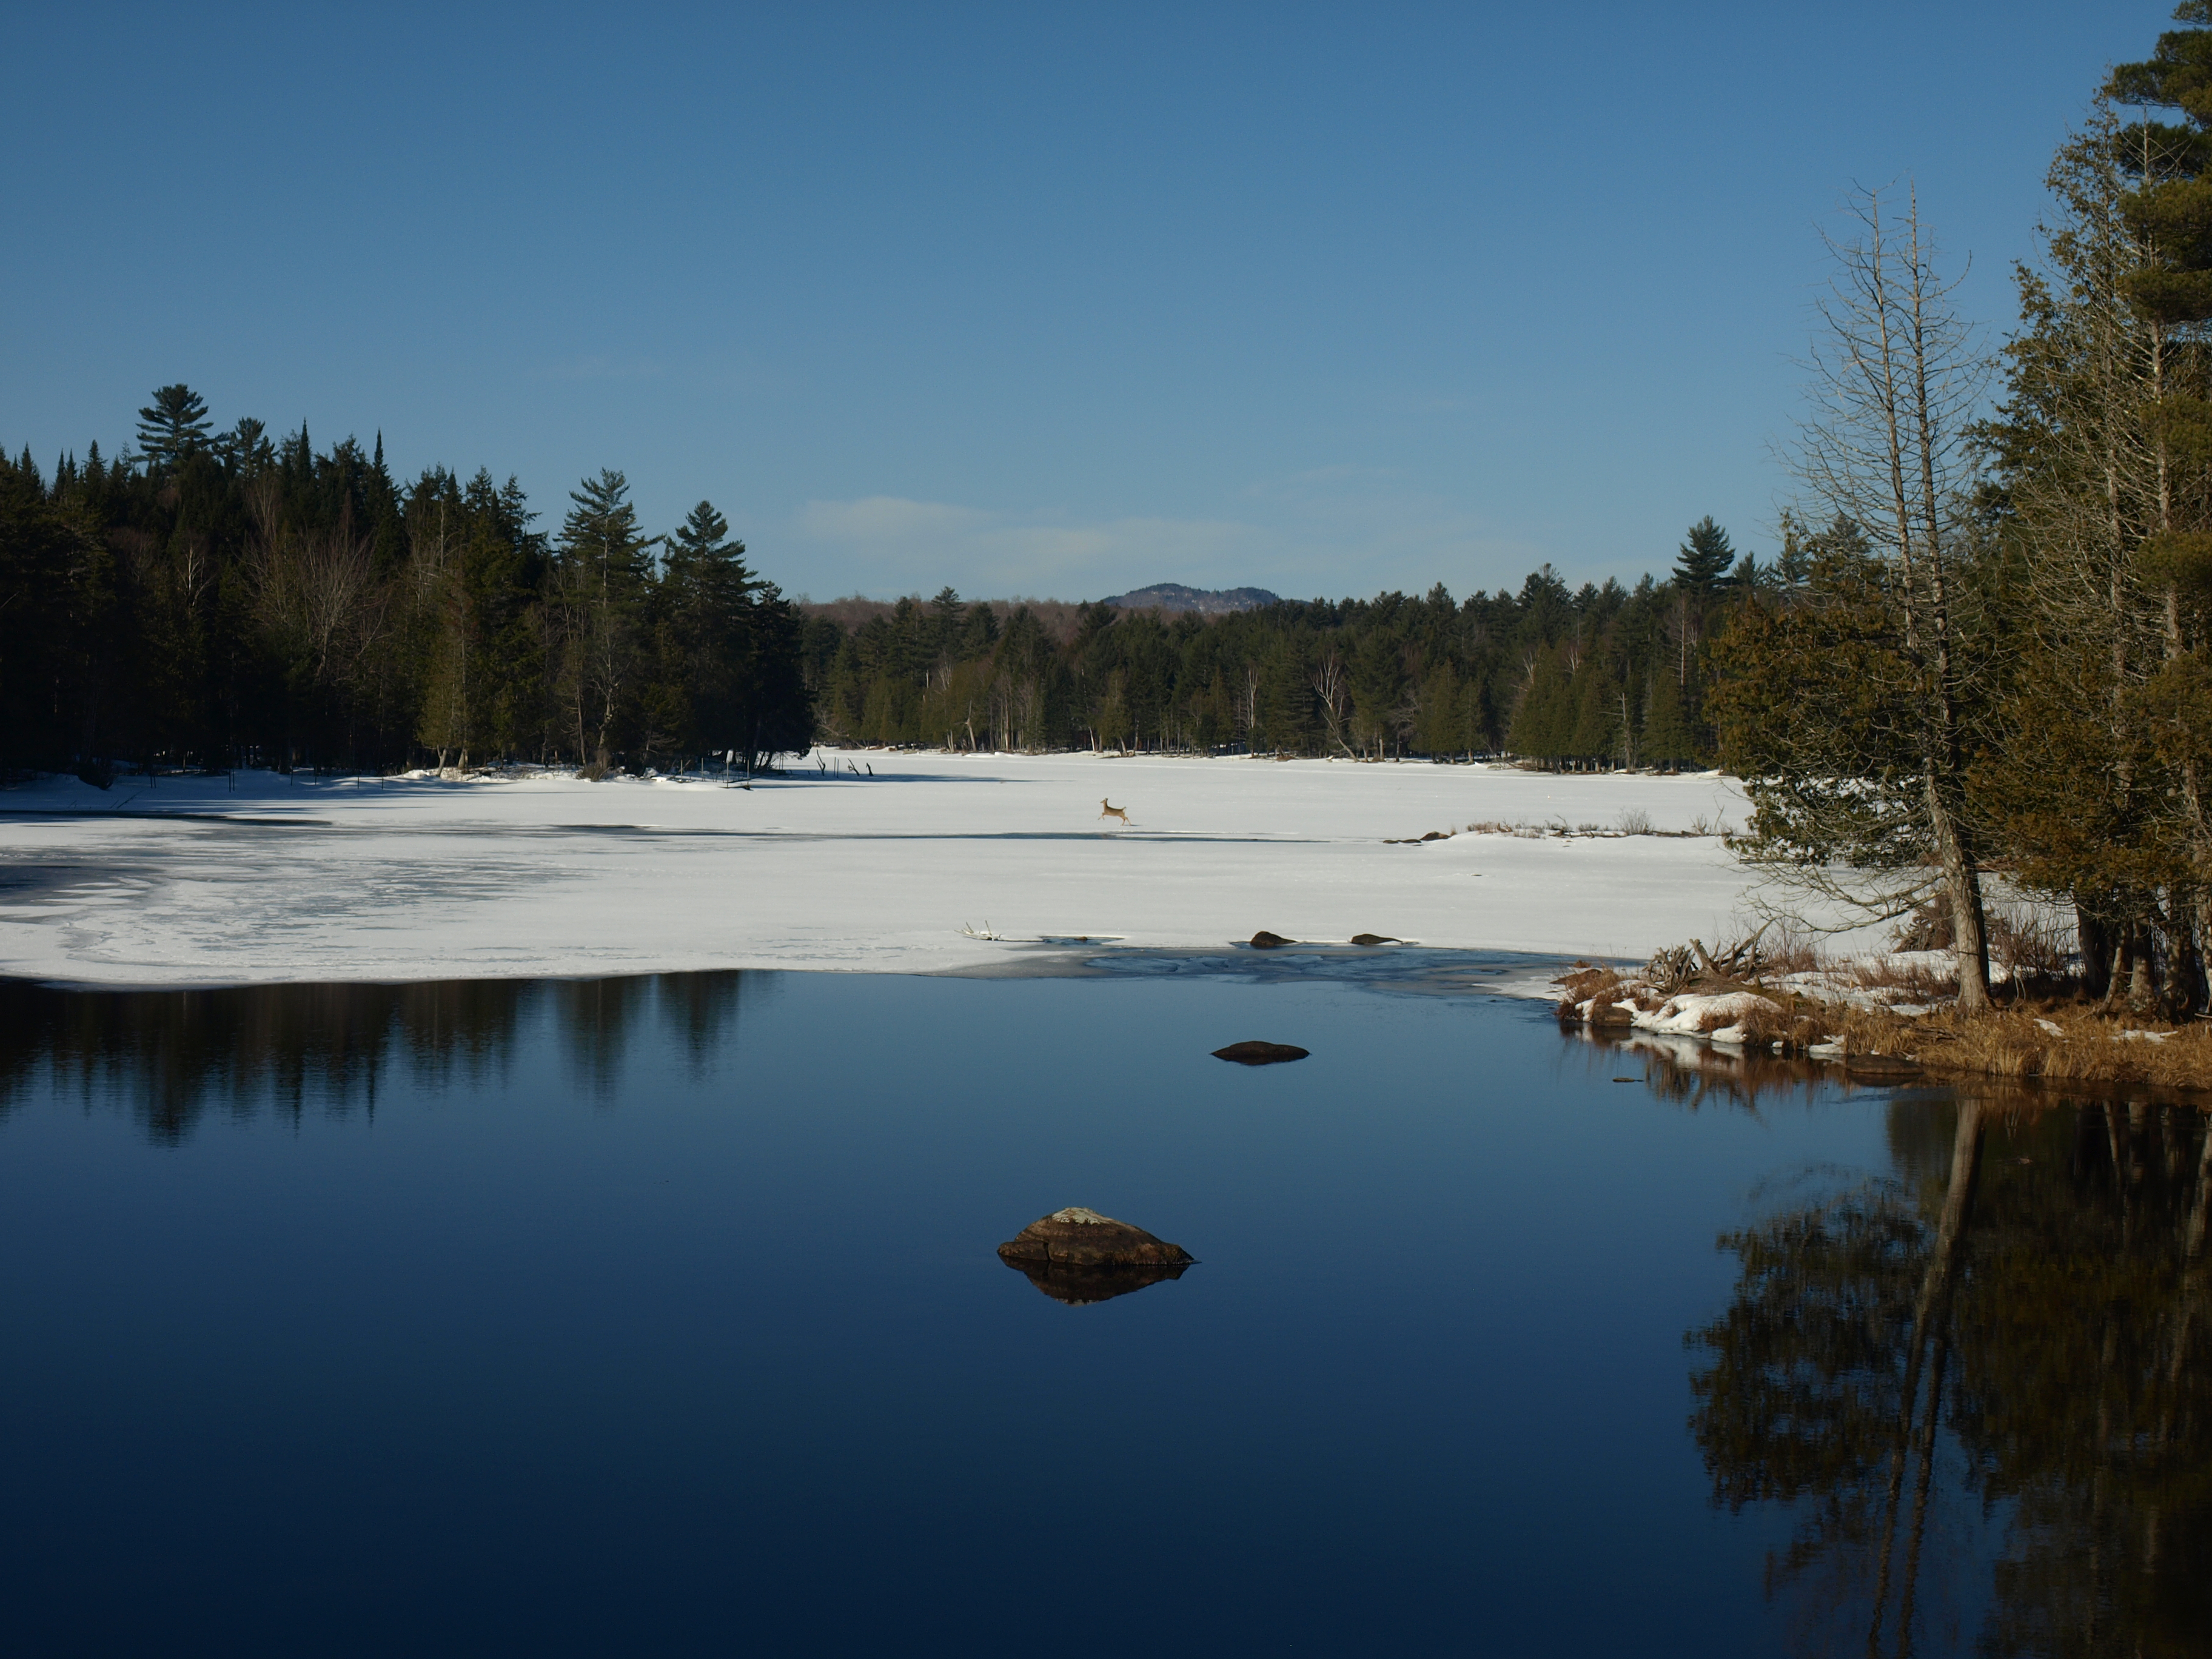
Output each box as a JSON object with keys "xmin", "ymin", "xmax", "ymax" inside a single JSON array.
[{"xmin": 1099, "ymin": 798, "xmax": 1130, "ymax": 826}]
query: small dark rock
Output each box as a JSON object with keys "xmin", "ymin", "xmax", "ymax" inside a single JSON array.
[
  {"xmin": 996, "ymin": 1207, "xmax": 1194, "ymax": 1271},
  {"xmin": 1419, "ymin": 830, "xmax": 1450, "ymax": 841},
  {"xmin": 1248, "ymin": 930, "xmax": 1293, "ymax": 948},
  {"xmin": 1349, "ymin": 933, "xmax": 1400, "ymax": 946},
  {"xmin": 1212, "ymin": 1041, "xmax": 1310, "ymax": 1065}
]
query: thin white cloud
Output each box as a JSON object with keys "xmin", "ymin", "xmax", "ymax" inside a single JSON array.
[
  {"xmin": 797, "ymin": 495, "xmax": 991, "ymax": 541},
  {"xmin": 782, "ymin": 480, "xmax": 1578, "ymax": 602},
  {"xmin": 794, "ymin": 497, "xmax": 1263, "ymax": 597}
]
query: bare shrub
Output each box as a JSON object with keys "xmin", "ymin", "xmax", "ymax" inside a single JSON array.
[
  {"xmin": 1889, "ymin": 895, "xmax": 1956, "ymax": 951},
  {"xmin": 1756, "ymin": 925, "xmax": 1823, "ymax": 976},
  {"xmin": 1615, "ymin": 807, "xmax": 1654, "ymax": 836},
  {"xmin": 1846, "ymin": 954, "xmax": 1959, "ymax": 999},
  {"xmin": 1555, "ymin": 962, "xmax": 1621, "ymax": 1002},
  {"xmin": 1987, "ymin": 903, "xmax": 2070, "ymax": 984},
  {"xmin": 1729, "ymin": 998, "xmax": 1795, "ymax": 1046}
]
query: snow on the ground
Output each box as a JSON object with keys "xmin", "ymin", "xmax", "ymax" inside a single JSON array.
[{"xmin": 0, "ymin": 750, "xmax": 1789, "ymax": 988}]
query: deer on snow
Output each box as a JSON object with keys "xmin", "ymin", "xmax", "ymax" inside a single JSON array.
[{"xmin": 1099, "ymin": 799, "xmax": 1130, "ymax": 826}]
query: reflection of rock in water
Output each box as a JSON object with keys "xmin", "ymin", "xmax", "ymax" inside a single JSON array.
[
  {"xmin": 1212, "ymin": 1040, "xmax": 1309, "ymax": 1065},
  {"xmin": 999, "ymin": 1256, "xmax": 1190, "ymax": 1305},
  {"xmin": 996, "ymin": 1207, "xmax": 1194, "ymax": 1304}
]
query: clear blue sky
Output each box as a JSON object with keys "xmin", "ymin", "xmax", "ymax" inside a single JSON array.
[{"xmin": 0, "ymin": 1, "xmax": 2174, "ymax": 602}]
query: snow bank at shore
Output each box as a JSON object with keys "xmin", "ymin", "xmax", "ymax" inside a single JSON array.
[{"xmin": 0, "ymin": 751, "xmax": 1795, "ymax": 988}]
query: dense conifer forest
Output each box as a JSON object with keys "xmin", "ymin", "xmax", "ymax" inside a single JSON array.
[
  {"xmin": 0, "ymin": 392, "xmax": 1768, "ymax": 779},
  {"xmin": 0, "ymin": 392, "xmax": 811, "ymax": 779},
  {"xmin": 801, "ymin": 510, "xmax": 1763, "ymax": 765}
]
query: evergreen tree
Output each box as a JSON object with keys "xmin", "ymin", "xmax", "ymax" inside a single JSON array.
[
  {"xmin": 1973, "ymin": 69, "xmax": 2212, "ymax": 1009},
  {"xmin": 134, "ymin": 384, "xmax": 213, "ymax": 471},
  {"xmin": 1674, "ymin": 516, "xmax": 1735, "ymax": 592},
  {"xmin": 1773, "ymin": 512, "xmax": 1813, "ymax": 591},
  {"xmin": 555, "ymin": 469, "xmax": 655, "ymax": 769},
  {"xmin": 1507, "ymin": 645, "xmax": 1572, "ymax": 761},
  {"xmin": 1641, "ymin": 665, "xmax": 1695, "ymax": 767},
  {"xmin": 928, "ymin": 585, "xmax": 964, "ymax": 660},
  {"xmin": 2106, "ymin": 2, "xmax": 2212, "ymax": 327},
  {"xmin": 1566, "ymin": 652, "xmax": 1626, "ymax": 763},
  {"xmin": 652, "ymin": 500, "xmax": 769, "ymax": 763},
  {"xmin": 220, "ymin": 417, "xmax": 274, "ymax": 478}
]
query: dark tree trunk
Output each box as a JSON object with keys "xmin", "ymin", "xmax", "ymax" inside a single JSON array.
[{"xmin": 2078, "ymin": 900, "xmax": 2114, "ymax": 1000}]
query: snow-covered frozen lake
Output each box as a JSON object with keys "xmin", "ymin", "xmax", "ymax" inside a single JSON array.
[{"xmin": 0, "ymin": 751, "xmax": 1765, "ymax": 988}]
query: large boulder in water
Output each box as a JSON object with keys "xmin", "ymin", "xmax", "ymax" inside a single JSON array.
[
  {"xmin": 1212, "ymin": 1041, "xmax": 1309, "ymax": 1065},
  {"xmin": 996, "ymin": 1207, "xmax": 1193, "ymax": 1270}
]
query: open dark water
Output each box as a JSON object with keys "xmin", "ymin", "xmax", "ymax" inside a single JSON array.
[{"xmin": 0, "ymin": 962, "xmax": 2204, "ymax": 1658}]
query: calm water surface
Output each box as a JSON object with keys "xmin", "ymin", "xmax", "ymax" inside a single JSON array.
[{"xmin": 0, "ymin": 962, "xmax": 2202, "ymax": 1657}]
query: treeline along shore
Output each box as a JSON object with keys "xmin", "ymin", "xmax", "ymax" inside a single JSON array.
[
  {"xmin": 0, "ymin": 397, "xmax": 812, "ymax": 782},
  {"xmin": 801, "ymin": 515, "xmax": 1757, "ymax": 765},
  {"xmin": 0, "ymin": 394, "xmax": 1766, "ymax": 779}
]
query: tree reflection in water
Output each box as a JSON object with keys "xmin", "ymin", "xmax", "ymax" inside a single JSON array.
[
  {"xmin": 0, "ymin": 971, "xmax": 758, "ymax": 1142},
  {"xmin": 1684, "ymin": 1084, "xmax": 2212, "ymax": 1657}
]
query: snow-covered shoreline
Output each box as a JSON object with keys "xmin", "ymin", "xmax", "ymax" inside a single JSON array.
[{"xmin": 1, "ymin": 750, "xmax": 1782, "ymax": 990}]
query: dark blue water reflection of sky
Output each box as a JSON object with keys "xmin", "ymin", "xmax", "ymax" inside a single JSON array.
[{"xmin": 0, "ymin": 970, "xmax": 1979, "ymax": 1655}]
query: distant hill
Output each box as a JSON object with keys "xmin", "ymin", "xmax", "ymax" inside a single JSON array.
[{"xmin": 1099, "ymin": 583, "xmax": 1280, "ymax": 615}]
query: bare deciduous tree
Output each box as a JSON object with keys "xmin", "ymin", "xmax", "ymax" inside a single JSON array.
[
  {"xmin": 1310, "ymin": 651, "xmax": 1353, "ymax": 757},
  {"xmin": 245, "ymin": 478, "xmax": 386, "ymax": 698},
  {"xmin": 1732, "ymin": 184, "xmax": 1998, "ymax": 1009}
]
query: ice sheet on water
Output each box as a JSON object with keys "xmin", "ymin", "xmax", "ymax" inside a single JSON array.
[{"xmin": 0, "ymin": 753, "xmax": 1880, "ymax": 988}]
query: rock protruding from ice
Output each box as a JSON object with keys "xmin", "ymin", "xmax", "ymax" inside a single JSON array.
[
  {"xmin": 1349, "ymin": 933, "xmax": 1400, "ymax": 946},
  {"xmin": 1211, "ymin": 1041, "xmax": 1310, "ymax": 1065},
  {"xmin": 996, "ymin": 1208, "xmax": 1194, "ymax": 1270},
  {"xmin": 1248, "ymin": 930, "xmax": 1292, "ymax": 949}
]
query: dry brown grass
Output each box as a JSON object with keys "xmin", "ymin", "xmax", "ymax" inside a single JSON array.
[
  {"xmin": 1840, "ymin": 954, "xmax": 1958, "ymax": 998},
  {"xmin": 1822, "ymin": 1001, "xmax": 2212, "ymax": 1090}
]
